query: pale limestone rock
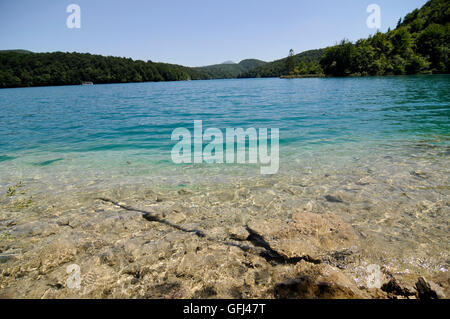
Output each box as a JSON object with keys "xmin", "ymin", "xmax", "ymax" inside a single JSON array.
[
  {"xmin": 227, "ymin": 226, "xmax": 249, "ymax": 241},
  {"xmin": 248, "ymin": 212, "xmax": 359, "ymax": 260},
  {"xmin": 39, "ymin": 240, "xmax": 77, "ymax": 274}
]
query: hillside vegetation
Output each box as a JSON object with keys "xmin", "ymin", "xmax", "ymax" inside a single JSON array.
[
  {"xmin": 239, "ymin": 49, "xmax": 324, "ymax": 78},
  {"xmin": 0, "ymin": 0, "xmax": 448, "ymax": 88},
  {"xmin": 0, "ymin": 52, "xmax": 204, "ymax": 88},
  {"xmin": 320, "ymin": 0, "xmax": 449, "ymax": 76}
]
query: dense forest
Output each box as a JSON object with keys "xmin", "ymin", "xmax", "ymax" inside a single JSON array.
[
  {"xmin": 0, "ymin": 51, "xmax": 266, "ymax": 88},
  {"xmin": 0, "ymin": 51, "xmax": 209, "ymax": 87},
  {"xmin": 238, "ymin": 49, "xmax": 324, "ymax": 78},
  {"xmin": 320, "ymin": 0, "xmax": 449, "ymax": 76},
  {"xmin": 249, "ymin": 0, "xmax": 449, "ymax": 77},
  {"xmin": 0, "ymin": 0, "xmax": 448, "ymax": 88}
]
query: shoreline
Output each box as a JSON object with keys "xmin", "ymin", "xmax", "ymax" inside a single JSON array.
[
  {"xmin": 280, "ymin": 74, "xmax": 325, "ymax": 79},
  {"xmin": 1, "ymin": 73, "xmax": 448, "ymax": 90}
]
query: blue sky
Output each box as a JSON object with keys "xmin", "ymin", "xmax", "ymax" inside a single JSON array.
[{"xmin": 0, "ymin": 0, "xmax": 428, "ymax": 66}]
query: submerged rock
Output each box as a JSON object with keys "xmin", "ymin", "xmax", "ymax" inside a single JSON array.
[
  {"xmin": 227, "ymin": 226, "xmax": 249, "ymax": 241},
  {"xmin": 0, "ymin": 253, "xmax": 17, "ymax": 264},
  {"xmin": 324, "ymin": 195, "xmax": 344, "ymax": 203},
  {"xmin": 415, "ymin": 277, "xmax": 446, "ymax": 299},
  {"xmin": 381, "ymin": 278, "xmax": 415, "ymax": 298},
  {"xmin": 274, "ymin": 262, "xmax": 368, "ymax": 299},
  {"xmin": 248, "ymin": 212, "xmax": 359, "ymax": 261},
  {"xmin": 0, "ymin": 188, "xmax": 445, "ymax": 299}
]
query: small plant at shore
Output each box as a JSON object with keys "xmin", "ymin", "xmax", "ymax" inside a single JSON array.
[
  {"xmin": 6, "ymin": 181, "xmax": 23, "ymax": 197},
  {"xmin": 14, "ymin": 196, "xmax": 33, "ymax": 210},
  {"xmin": 0, "ymin": 232, "xmax": 13, "ymax": 240}
]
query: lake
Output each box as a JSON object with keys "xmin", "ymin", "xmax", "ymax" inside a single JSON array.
[{"xmin": 0, "ymin": 75, "xmax": 449, "ymax": 297}]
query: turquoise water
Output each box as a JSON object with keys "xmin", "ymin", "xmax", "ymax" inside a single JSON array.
[
  {"xmin": 0, "ymin": 75, "xmax": 449, "ymax": 195},
  {"xmin": 0, "ymin": 76, "xmax": 448, "ymax": 178},
  {"xmin": 0, "ymin": 75, "xmax": 450, "ymax": 192},
  {"xmin": 0, "ymin": 75, "xmax": 449, "ymax": 278}
]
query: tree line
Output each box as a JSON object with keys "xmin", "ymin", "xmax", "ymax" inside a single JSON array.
[
  {"xmin": 0, "ymin": 0, "xmax": 447, "ymax": 88},
  {"xmin": 238, "ymin": 49, "xmax": 324, "ymax": 78},
  {"xmin": 320, "ymin": 0, "xmax": 449, "ymax": 76},
  {"xmin": 0, "ymin": 51, "xmax": 268, "ymax": 88},
  {"xmin": 0, "ymin": 51, "xmax": 211, "ymax": 88}
]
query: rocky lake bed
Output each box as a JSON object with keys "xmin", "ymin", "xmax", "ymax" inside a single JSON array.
[{"xmin": 0, "ymin": 174, "xmax": 448, "ymax": 299}]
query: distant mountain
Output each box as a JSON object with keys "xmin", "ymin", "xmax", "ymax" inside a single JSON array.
[
  {"xmin": 221, "ymin": 60, "xmax": 236, "ymax": 64},
  {"xmin": 192, "ymin": 59, "xmax": 267, "ymax": 79},
  {"xmin": 0, "ymin": 49, "xmax": 33, "ymax": 54}
]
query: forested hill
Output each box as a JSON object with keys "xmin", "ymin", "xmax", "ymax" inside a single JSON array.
[
  {"xmin": 239, "ymin": 49, "xmax": 324, "ymax": 78},
  {"xmin": 0, "ymin": 49, "xmax": 33, "ymax": 54},
  {"xmin": 193, "ymin": 59, "xmax": 266, "ymax": 79},
  {"xmin": 320, "ymin": 0, "xmax": 449, "ymax": 76},
  {"xmin": 0, "ymin": 51, "xmax": 265, "ymax": 88},
  {"xmin": 0, "ymin": 51, "xmax": 209, "ymax": 88},
  {"xmin": 0, "ymin": 49, "xmax": 302, "ymax": 88},
  {"xmin": 0, "ymin": 0, "xmax": 448, "ymax": 88}
]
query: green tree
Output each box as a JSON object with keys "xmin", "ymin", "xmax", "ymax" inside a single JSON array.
[
  {"xmin": 286, "ymin": 49, "xmax": 295, "ymax": 75},
  {"xmin": 406, "ymin": 54, "xmax": 431, "ymax": 74},
  {"xmin": 416, "ymin": 23, "xmax": 449, "ymax": 72},
  {"xmin": 390, "ymin": 27, "xmax": 412, "ymax": 57},
  {"xmin": 351, "ymin": 41, "xmax": 376, "ymax": 75},
  {"xmin": 320, "ymin": 40, "xmax": 354, "ymax": 76}
]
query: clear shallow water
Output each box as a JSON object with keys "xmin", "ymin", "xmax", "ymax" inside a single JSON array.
[
  {"xmin": 0, "ymin": 76, "xmax": 449, "ymax": 278},
  {"xmin": 0, "ymin": 76, "xmax": 448, "ymax": 181}
]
